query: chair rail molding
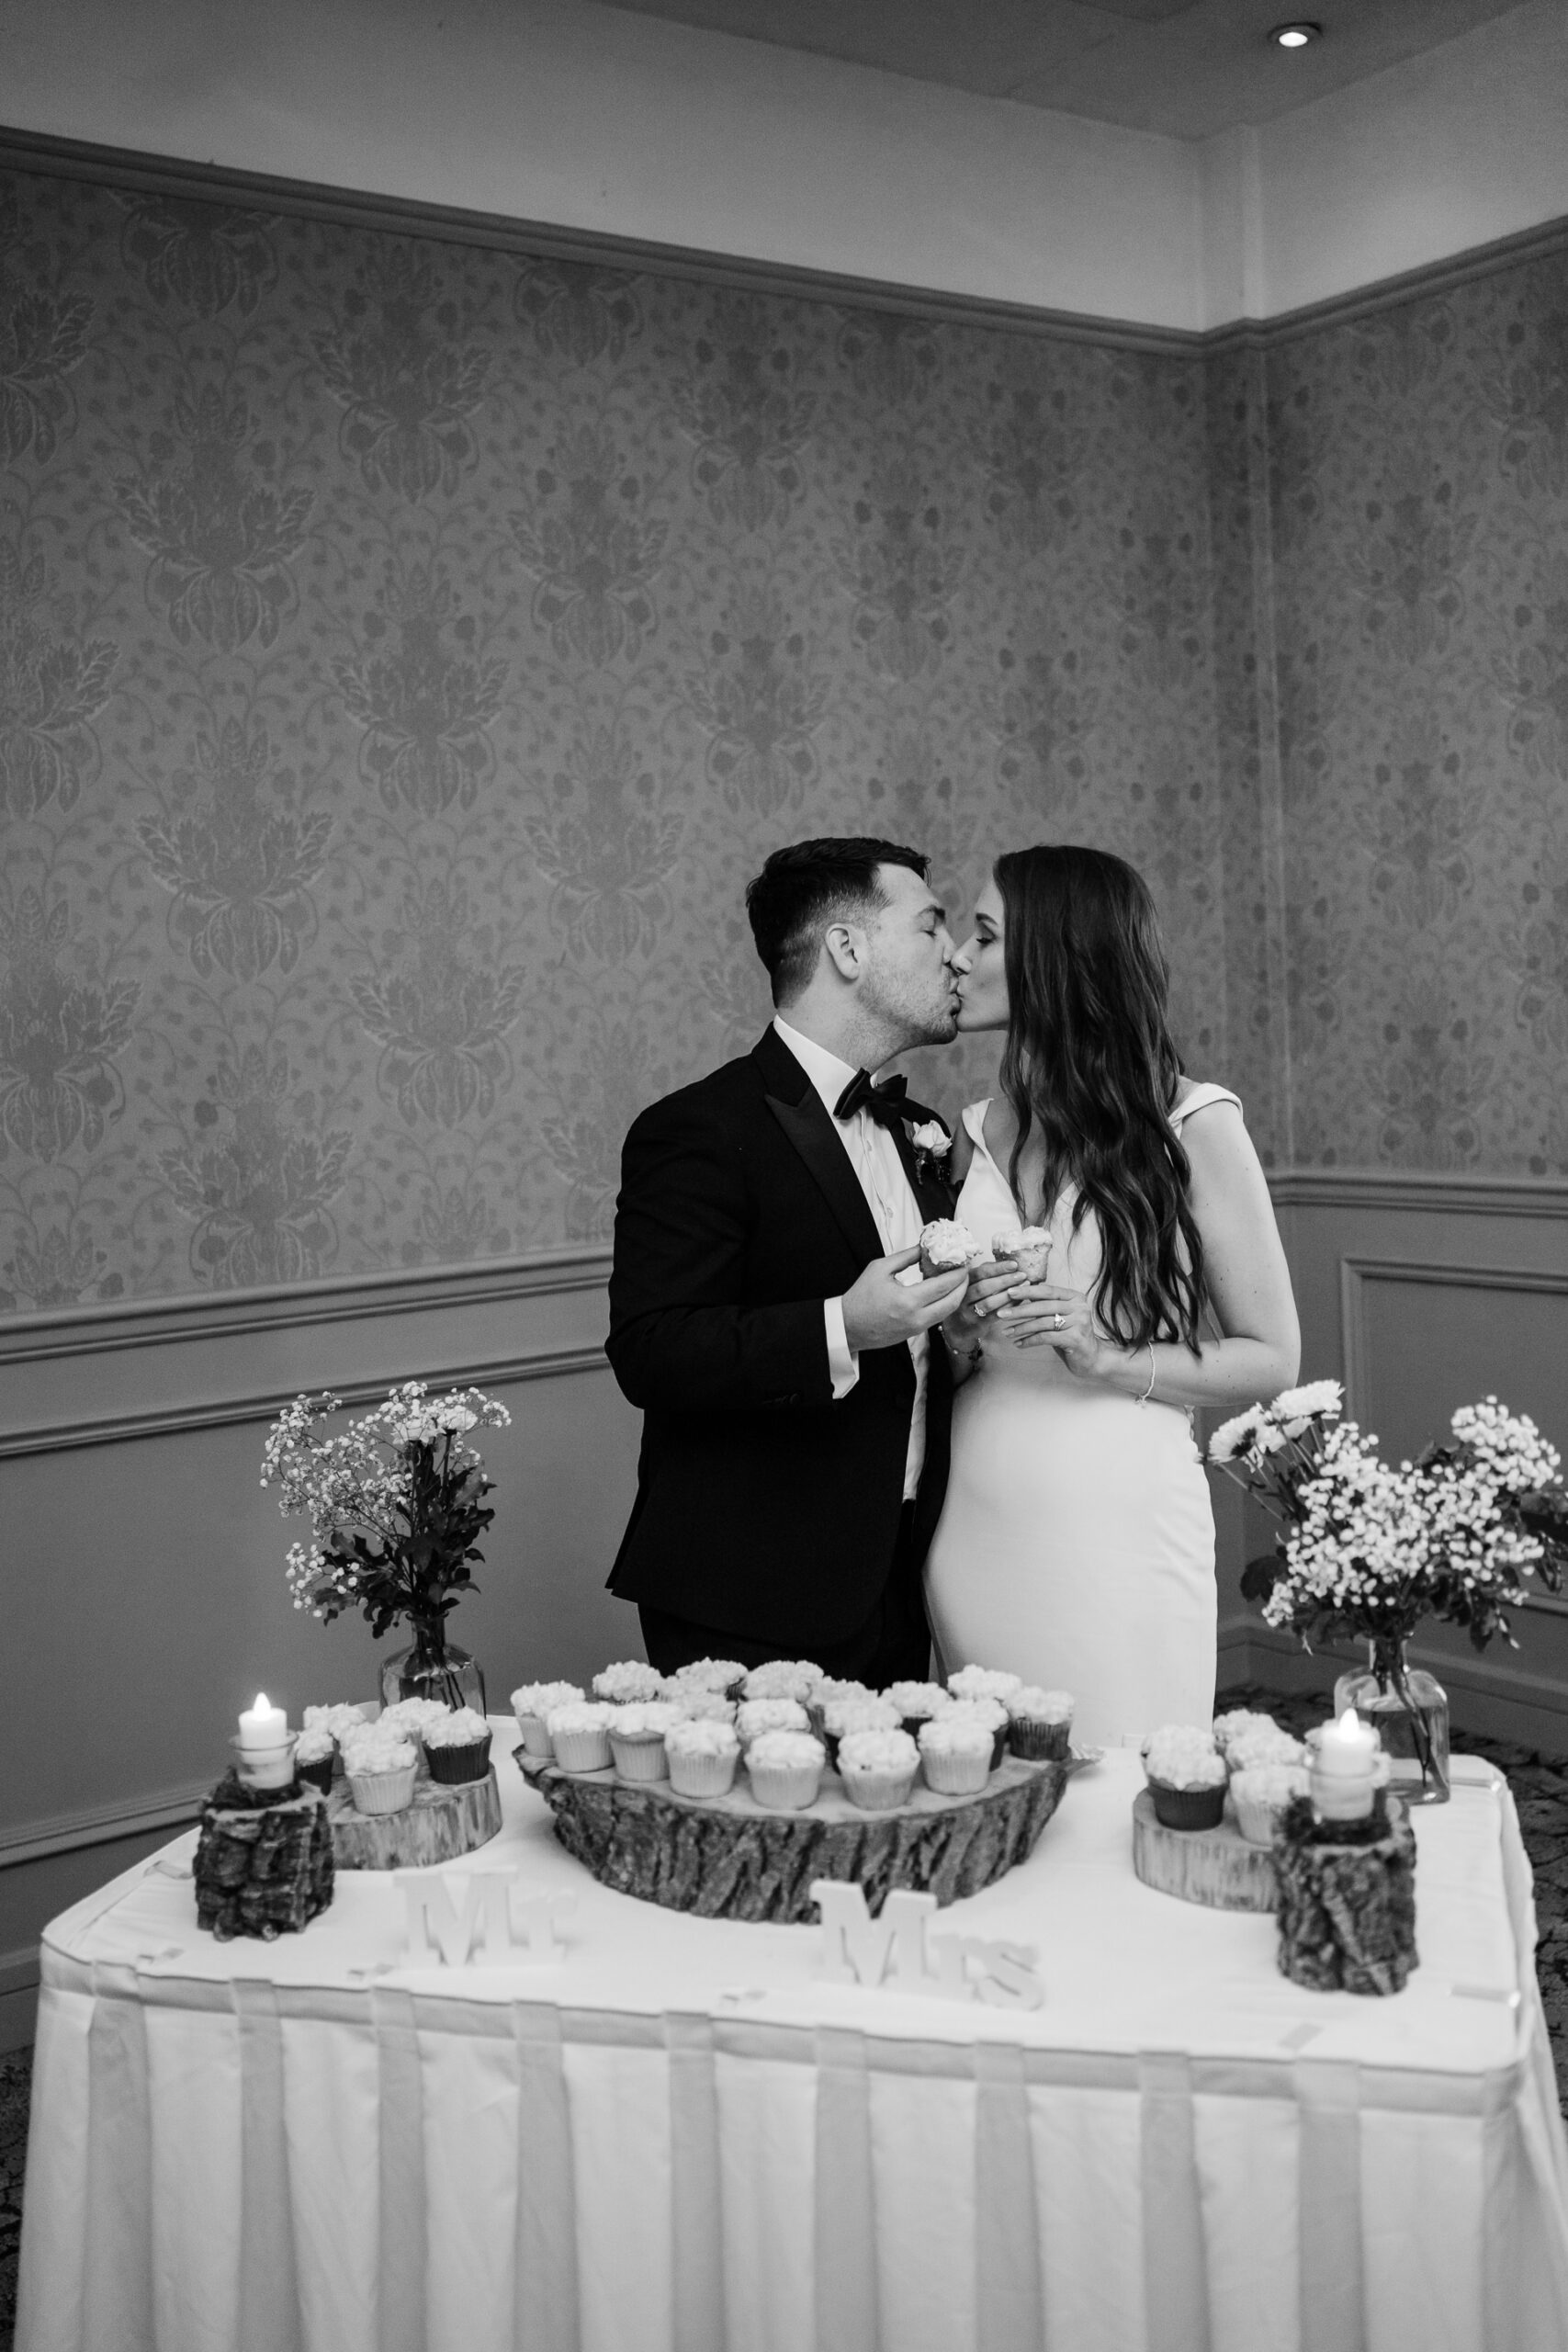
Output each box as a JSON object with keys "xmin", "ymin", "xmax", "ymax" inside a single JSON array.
[{"xmin": 0, "ymin": 1247, "xmax": 614, "ymax": 1458}]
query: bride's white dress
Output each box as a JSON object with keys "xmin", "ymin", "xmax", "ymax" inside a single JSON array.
[{"xmin": 925, "ymin": 1089, "xmax": 1238, "ymax": 1747}]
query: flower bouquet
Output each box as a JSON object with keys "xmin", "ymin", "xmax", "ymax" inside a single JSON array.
[
  {"xmin": 262, "ymin": 1381, "xmax": 513, "ymax": 1713},
  {"xmin": 1211, "ymin": 1383, "xmax": 1568, "ymax": 1801}
]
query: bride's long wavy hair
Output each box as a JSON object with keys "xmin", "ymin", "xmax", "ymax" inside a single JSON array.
[{"xmin": 995, "ymin": 844, "xmax": 1206, "ymax": 1353}]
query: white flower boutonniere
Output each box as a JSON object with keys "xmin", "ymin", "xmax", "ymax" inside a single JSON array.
[{"xmin": 908, "ymin": 1120, "xmax": 953, "ymax": 1187}]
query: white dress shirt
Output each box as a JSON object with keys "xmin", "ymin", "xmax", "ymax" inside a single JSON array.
[{"xmin": 773, "ymin": 1016, "xmax": 928, "ymax": 1500}]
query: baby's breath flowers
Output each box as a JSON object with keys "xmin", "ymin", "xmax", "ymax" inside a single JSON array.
[
  {"xmin": 1217, "ymin": 1386, "xmax": 1567, "ymax": 1653},
  {"xmin": 261, "ymin": 1382, "xmax": 512, "ymax": 1640}
]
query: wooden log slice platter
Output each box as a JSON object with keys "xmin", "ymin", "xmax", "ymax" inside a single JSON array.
[
  {"xmin": 327, "ymin": 1766, "xmax": 502, "ymax": 1870},
  {"xmin": 1131, "ymin": 1788, "xmax": 1278, "ymax": 1912},
  {"xmin": 520, "ymin": 1748, "xmax": 1086, "ymax": 1922}
]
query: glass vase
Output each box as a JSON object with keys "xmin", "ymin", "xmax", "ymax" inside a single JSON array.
[
  {"xmin": 380, "ymin": 1623, "xmax": 486, "ymax": 1717},
  {"xmin": 1333, "ymin": 1636, "xmax": 1450, "ymax": 1805}
]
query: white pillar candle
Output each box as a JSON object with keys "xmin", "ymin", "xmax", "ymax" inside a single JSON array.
[
  {"xmin": 1310, "ymin": 1707, "xmax": 1378, "ymax": 1822},
  {"xmin": 238, "ymin": 1693, "xmax": 288, "ymax": 1749}
]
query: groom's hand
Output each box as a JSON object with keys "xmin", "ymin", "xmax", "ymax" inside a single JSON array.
[{"xmin": 841, "ymin": 1246, "xmax": 967, "ymax": 1353}]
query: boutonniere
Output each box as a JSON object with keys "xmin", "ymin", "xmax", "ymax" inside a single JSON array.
[{"xmin": 908, "ymin": 1120, "xmax": 953, "ymax": 1186}]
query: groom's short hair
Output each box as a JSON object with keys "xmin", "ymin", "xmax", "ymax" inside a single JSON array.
[{"xmin": 746, "ymin": 837, "xmax": 929, "ymax": 1005}]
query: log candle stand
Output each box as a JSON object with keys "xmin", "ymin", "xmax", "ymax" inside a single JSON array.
[{"xmin": 1272, "ymin": 1792, "xmax": 1417, "ymax": 1996}]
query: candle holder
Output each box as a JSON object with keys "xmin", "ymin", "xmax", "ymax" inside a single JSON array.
[
  {"xmin": 1273, "ymin": 1792, "xmax": 1417, "ymax": 1996},
  {"xmin": 195, "ymin": 1759, "xmax": 334, "ymax": 1941},
  {"xmin": 231, "ymin": 1733, "xmax": 299, "ymax": 1792}
]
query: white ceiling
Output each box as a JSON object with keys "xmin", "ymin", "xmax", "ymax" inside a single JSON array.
[{"xmin": 596, "ymin": 0, "xmax": 1522, "ymax": 139}]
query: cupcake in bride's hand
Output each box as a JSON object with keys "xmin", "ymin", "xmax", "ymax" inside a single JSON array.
[
  {"xmin": 990, "ymin": 1226, "xmax": 1053, "ymax": 1282},
  {"xmin": 919, "ymin": 1219, "xmax": 989, "ymax": 1282}
]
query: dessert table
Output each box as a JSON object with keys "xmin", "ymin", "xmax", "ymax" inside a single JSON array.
[{"xmin": 17, "ymin": 1732, "xmax": 1568, "ymax": 2352}]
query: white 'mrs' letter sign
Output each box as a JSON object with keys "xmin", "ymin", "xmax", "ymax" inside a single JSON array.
[
  {"xmin": 395, "ymin": 1871, "xmax": 576, "ymax": 1966},
  {"xmin": 810, "ymin": 1879, "xmax": 1043, "ymax": 2009}
]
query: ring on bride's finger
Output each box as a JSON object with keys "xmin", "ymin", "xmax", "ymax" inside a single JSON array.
[{"xmin": 1053, "ymin": 1311, "xmax": 1064, "ymax": 1329}]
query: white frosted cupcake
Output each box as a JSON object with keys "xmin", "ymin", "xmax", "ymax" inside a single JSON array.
[
  {"xmin": 990, "ymin": 1226, "xmax": 1052, "ymax": 1279},
  {"xmin": 512, "ymin": 1680, "xmax": 585, "ymax": 1758},
  {"xmin": 1212, "ymin": 1707, "xmax": 1280, "ymax": 1758},
  {"xmin": 665, "ymin": 1717, "xmax": 741, "ymax": 1798},
  {"xmin": 676, "ymin": 1688, "xmax": 738, "ymax": 1724},
  {"xmin": 546, "ymin": 1700, "xmax": 615, "ymax": 1772},
  {"xmin": 1224, "ymin": 1724, "xmax": 1307, "ymax": 1774},
  {"xmin": 1142, "ymin": 1724, "xmax": 1228, "ymax": 1830},
  {"xmin": 944, "ymin": 1695, "xmax": 1010, "ymax": 1770},
  {"xmin": 671, "ymin": 1657, "xmax": 747, "ymax": 1700},
  {"xmin": 344, "ymin": 1728, "xmax": 419, "ymax": 1815},
  {"xmin": 919, "ymin": 1716, "xmax": 995, "ymax": 1796},
  {"xmin": 736, "ymin": 1697, "xmax": 810, "ymax": 1745},
  {"xmin": 303, "ymin": 1702, "xmax": 372, "ymax": 1745},
  {"xmin": 819, "ymin": 1693, "xmax": 900, "ymax": 1765},
  {"xmin": 1006, "ymin": 1687, "xmax": 1075, "ymax": 1761},
  {"xmin": 1231, "ymin": 1762, "xmax": 1311, "ymax": 1845},
  {"xmin": 745, "ymin": 1728, "xmax": 826, "ymax": 1811},
  {"xmin": 593, "ymin": 1661, "xmax": 666, "ymax": 1705},
  {"xmin": 422, "ymin": 1705, "xmax": 492, "ymax": 1784},
  {"xmin": 380, "ymin": 1697, "xmax": 454, "ymax": 1747},
  {"xmin": 740, "ymin": 1659, "xmax": 823, "ymax": 1704},
  {"xmin": 886, "ymin": 1680, "xmax": 950, "ymax": 1736},
  {"xmin": 946, "ymin": 1666, "xmax": 1023, "ymax": 1706},
  {"xmin": 919, "ymin": 1218, "xmax": 988, "ymax": 1278},
  {"xmin": 838, "ymin": 1728, "xmax": 919, "ymax": 1812},
  {"xmin": 294, "ymin": 1725, "xmax": 337, "ymax": 1793},
  {"xmin": 609, "ymin": 1700, "xmax": 685, "ymax": 1781},
  {"xmin": 806, "ymin": 1676, "xmax": 871, "ymax": 1735}
]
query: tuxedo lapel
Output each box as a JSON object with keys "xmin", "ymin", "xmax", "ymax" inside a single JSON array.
[
  {"xmin": 753, "ymin": 1029, "xmax": 885, "ymax": 1265},
  {"xmin": 887, "ymin": 1113, "xmax": 955, "ymax": 1226}
]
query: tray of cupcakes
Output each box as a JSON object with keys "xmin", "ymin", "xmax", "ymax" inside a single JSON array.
[
  {"xmin": 296, "ymin": 1698, "xmax": 503, "ymax": 1868},
  {"xmin": 513, "ymin": 1661, "xmax": 1090, "ymax": 1922}
]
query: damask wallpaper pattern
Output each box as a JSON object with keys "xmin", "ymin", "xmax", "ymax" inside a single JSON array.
[
  {"xmin": 0, "ymin": 166, "xmax": 1228, "ymax": 1309},
  {"xmin": 0, "ymin": 162, "xmax": 1562, "ymax": 1314},
  {"xmin": 1266, "ymin": 255, "xmax": 1568, "ymax": 1172}
]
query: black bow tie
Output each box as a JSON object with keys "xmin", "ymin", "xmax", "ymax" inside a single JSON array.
[{"xmin": 833, "ymin": 1069, "xmax": 942, "ymax": 1132}]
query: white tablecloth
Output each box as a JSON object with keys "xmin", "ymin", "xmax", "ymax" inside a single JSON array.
[{"xmin": 17, "ymin": 1734, "xmax": 1568, "ymax": 2352}]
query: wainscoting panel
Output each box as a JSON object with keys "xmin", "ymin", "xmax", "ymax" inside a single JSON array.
[
  {"xmin": 1218, "ymin": 1175, "xmax": 1568, "ymax": 1746},
  {"xmin": 0, "ymin": 1258, "xmax": 641, "ymax": 2049}
]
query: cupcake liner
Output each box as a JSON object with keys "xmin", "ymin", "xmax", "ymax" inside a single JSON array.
[
  {"xmin": 513, "ymin": 1713, "xmax": 554, "ymax": 1760},
  {"xmin": 747, "ymin": 1760, "xmax": 823, "ymax": 1812},
  {"xmin": 899, "ymin": 1713, "xmax": 941, "ymax": 1741},
  {"xmin": 840, "ymin": 1766, "xmax": 919, "ymax": 1814},
  {"xmin": 611, "ymin": 1730, "xmax": 670, "ymax": 1781},
  {"xmin": 425, "ymin": 1736, "xmax": 491, "ymax": 1786},
  {"xmin": 297, "ymin": 1754, "xmax": 335, "ymax": 1795},
  {"xmin": 1232, "ymin": 1789, "xmax": 1288, "ymax": 1846},
  {"xmin": 668, "ymin": 1747, "xmax": 739, "ymax": 1799},
  {"xmin": 551, "ymin": 1725, "xmax": 612, "ymax": 1772},
  {"xmin": 1008, "ymin": 1718, "xmax": 1070, "ymax": 1762},
  {"xmin": 989, "ymin": 1724, "xmax": 1008, "ymax": 1771},
  {"xmin": 920, "ymin": 1748, "xmax": 991, "ymax": 1797},
  {"xmin": 1148, "ymin": 1778, "xmax": 1226, "ymax": 1831},
  {"xmin": 348, "ymin": 1763, "xmax": 418, "ymax": 1816}
]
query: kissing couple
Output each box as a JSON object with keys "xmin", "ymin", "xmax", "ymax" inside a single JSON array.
[{"xmin": 605, "ymin": 836, "xmax": 1300, "ymax": 1747}]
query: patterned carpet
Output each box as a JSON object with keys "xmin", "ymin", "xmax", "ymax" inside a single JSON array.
[{"xmin": 1, "ymin": 1688, "xmax": 1564, "ymax": 2350}]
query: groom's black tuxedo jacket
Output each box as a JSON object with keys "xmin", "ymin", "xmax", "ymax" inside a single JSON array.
[{"xmin": 605, "ymin": 1024, "xmax": 955, "ymax": 1651}]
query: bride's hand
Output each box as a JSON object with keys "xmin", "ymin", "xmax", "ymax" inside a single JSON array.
[
  {"xmin": 993, "ymin": 1281, "xmax": 1107, "ymax": 1378},
  {"xmin": 936, "ymin": 1261, "xmax": 1014, "ymax": 1358}
]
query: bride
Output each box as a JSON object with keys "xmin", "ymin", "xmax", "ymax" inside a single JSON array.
[{"xmin": 924, "ymin": 846, "xmax": 1301, "ymax": 1746}]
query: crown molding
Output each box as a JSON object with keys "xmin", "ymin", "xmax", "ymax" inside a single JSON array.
[
  {"xmin": 0, "ymin": 123, "xmax": 1204, "ymax": 355},
  {"xmin": 6, "ymin": 121, "xmax": 1567, "ymax": 357}
]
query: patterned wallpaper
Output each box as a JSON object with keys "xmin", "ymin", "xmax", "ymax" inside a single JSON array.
[
  {"xmin": 0, "ymin": 160, "xmax": 1562, "ymax": 1315},
  {"xmin": 1266, "ymin": 251, "xmax": 1568, "ymax": 1173},
  {"xmin": 0, "ymin": 164, "xmax": 1228, "ymax": 1311}
]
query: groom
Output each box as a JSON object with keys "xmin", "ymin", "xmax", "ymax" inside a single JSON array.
[{"xmin": 605, "ymin": 837, "xmax": 968, "ymax": 1680}]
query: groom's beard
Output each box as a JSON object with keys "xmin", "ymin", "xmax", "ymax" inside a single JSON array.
[{"xmin": 860, "ymin": 968, "xmax": 962, "ymax": 1054}]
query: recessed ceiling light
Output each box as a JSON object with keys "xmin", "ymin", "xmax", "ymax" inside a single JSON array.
[{"xmin": 1269, "ymin": 21, "xmax": 1322, "ymax": 47}]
